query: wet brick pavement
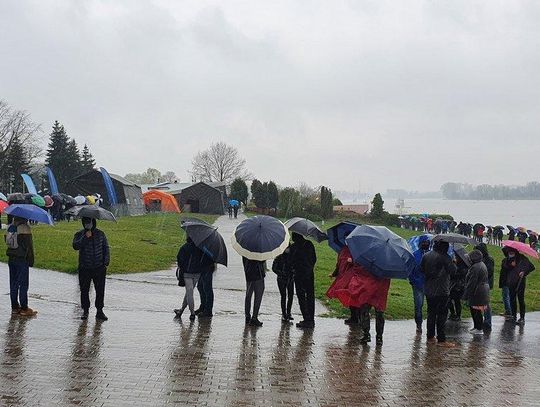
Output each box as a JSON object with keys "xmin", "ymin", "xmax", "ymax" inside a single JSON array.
[{"xmin": 1, "ymin": 214, "xmax": 540, "ymax": 406}]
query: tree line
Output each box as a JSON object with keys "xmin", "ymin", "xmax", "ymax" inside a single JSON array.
[
  {"xmin": 441, "ymin": 182, "xmax": 540, "ymax": 200},
  {"xmin": 0, "ymin": 100, "xmax": 96, "ymax": 194}
]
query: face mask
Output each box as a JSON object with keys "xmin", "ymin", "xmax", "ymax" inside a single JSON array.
[{"xmin": 84, "ymin": 223, "xmax": 92, "ymax": 230}]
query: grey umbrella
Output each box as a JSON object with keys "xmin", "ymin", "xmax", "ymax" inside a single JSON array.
[
  {"xmin": 65, "ymin": 205, "xmax": 117, "ymax": 222},
  {"xmin": 432, "ymin": 233, "xmax": 475, "ymax": 246},
  {"xmin": 453, "ymin": 243, "xmax": 471, "ymax": 267},
  {"xmin": 284, "ymin": 217, "xmax": 328, "ymax": 243}
]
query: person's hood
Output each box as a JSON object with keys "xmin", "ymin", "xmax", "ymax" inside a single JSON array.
[
  {"xmin": 81, "ymin": 217, "xmax": 97, "ymax": 230},
  {"xmin": 468, "ymin": 249, "xmax": 483, "ymax": 264},
  {"xmin": 475, "ymin": 243, "xmax": 489, "ymax": 259},
  {"xmin": 291, "ymin": 232, "xmax": 305, "ymax": 243}
]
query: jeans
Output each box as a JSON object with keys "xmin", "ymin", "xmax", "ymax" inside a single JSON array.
[
  {"xmin": 412, "ymin": 286, "xmax": 424, "ymax": 327},
  {"xmin": 9, "ymin": 260, "xmax": 30, "ymax": 309},
  {"xmin": 426, "ymin": 295, "xmax": 449, "ymax": 342},
  {"xmin": 79, "ymin": 266, "xmax": 106, "ymax": 311},
  {"xmin": 470, "ymin": 307, "xmax": 484, "ymax": 330},
  {"xmin": 197, "ymin": 270, "xmax": 214, "ymax": 314},
  {"xmin": 277, "ymin": 277, "xmax": 294, "ymax": 317},
  {"xmin": 501, "ymin": 286, "xmax": 512, "ymax": 315},
  {"xmin": 509, "ymin": 280, "xmax": 526, "ymax": 320},
  {"xmin": 181, "ymin": 273, "xmax": 200, "ymax": 315},
  {"xmin": 295, "ymin": 272, "xmax": 315, "ymax": 323},
  {"xmin": 483, "ymin": 304, "xmax": 492, "ymax": 329},
  {"xmin": 360, "ymin": 305, "xmax": 384, "ymax": 337},
  {"xmin": 245, "ymin": 279, "xmax": 265, "ymax": 319}
]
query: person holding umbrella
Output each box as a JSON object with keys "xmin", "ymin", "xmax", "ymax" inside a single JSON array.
[
  {"xmin": 289, "ymin": 232, "xmax": 317, "ymax": 329},
  {"xmin": 72, "ymin": 217, "xmax": 110, "ymax": 321},
  {"xmin": 475, "ymin": 243, "xmax": 494, "ymax": 331},
  {"xmin": 420, "ymin": 241, "xmax": 457, "ymax": 347},
  {"xmin": 501, "ymin": 245, "xmax": 535, "ymax": 325},
  {"xmin": 407, "ymin": 235, "xmax": 431, "ymax": 333},
  {"xmin": 5, "ymin": 216, "xmax": 36, "ymax": 316}
]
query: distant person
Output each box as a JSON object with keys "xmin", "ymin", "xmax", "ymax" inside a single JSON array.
[
  {"xmin": 227, "ymin": 205, "xmax": 233, "ymax": 219},
  {"xmin": 233, "ymin": 205, "xmax": 239, "ymax": 219},
  {"xmin": 289, "ymin": 233, "xmax": 317, "ymax": 329},
  {"xmin": 243, "ymin": 257, "xmax": 266, "ymax": 327},
  {"xmin": 409, "ymin": 238, "xmax": 431, "ymax": 333},
  {"xmin": 529, "ymin": 233, "xmax": 538, "ymax": 250},
  {"xmin": 272, "ymin": 248, "xmax": 294, "ymax": 322},
  {"xmin": 196, "ymin": 262, "xmax": 217, "ymax": 318},
  {"xmin": 486, "ymin": 227, "xmax": 493, "ymax": 245},
  {"xmin": 174, "ymin": 237, "xmax": 213, "ymax": 321},
  {"xmin": 517, "ymin": 230, "xmax": 528, "ymax": 244},
  {"xmin": 5, "ymin": 217, "xmax": 36, "ymax": 316},
  {"xmin": 501, "ymin": 247, "xmax": 535, "ymax": 325},
  {"xmin": 448, "ymin": 255, "xmax": 467, "ymax": 322},
  {"xmin": 72, "ymin": 218, "xmax": 110, "ymax": 321},
  {"xmin": 508, "ymin": 228, "xmax": 516, "ymax": 241},
  {"xmin": 493, "ymin": 227, "xmax": 504, "ymax": 246},
  {"xmin": 463, "ymin": 249, "xmax": 490, "ymax": 335},
  {"xmin": 476, "ymin": 243, "xmax": 494, "ymax": 331},
  {"xmin": 420, "ymin": 241, "xmax": 457, "ymax": 347}
]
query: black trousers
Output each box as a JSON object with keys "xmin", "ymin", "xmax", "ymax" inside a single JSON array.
[
  {"xmin": 470, "ymin": 307, "xmax": 484, "ymax": 330},
  {"xmin": 426, "ymin": 295, "xmax": 448, "ymax": 342},
  {"xmin": 448, "ymin": 297, "xmax": 462, "ymax": 318},
  {"xmin": 509, "ymin": 280, "xmax": 526, "ymax": 320},
  {"xmin": 197, "ymin": 270, "xmax": 214, "ymax": 314},
  {"xmin": 277, "ymin": 277, "xmax": 294, "ymax": 317},
  {"xmin": 360, "ymin": 305, "xmax": 384, "ymax": 337},
  {"xmin": 79, "ymin": 266, "xmax": 106, "ymax": 311},
  {"xmin": 295, "ymin": 272, "xmax": 315, "ymax": 323}
]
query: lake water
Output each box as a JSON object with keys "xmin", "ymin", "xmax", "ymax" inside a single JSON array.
[{"xmin": 385, "ymin": 198, "xmax": 540, "ymax": 232}]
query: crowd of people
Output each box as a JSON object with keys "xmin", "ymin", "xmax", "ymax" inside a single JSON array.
[{"xmin": 399, "ymin": 216, "xmax": 539, "ymax": 249}]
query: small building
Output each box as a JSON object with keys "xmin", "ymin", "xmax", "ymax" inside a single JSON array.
[
  {"xmin": 66, "ymin": 170, "xmax": 145, "ymax": 216},
  {"xmin": 333, "ymin": 204, "xmax": 370, "ymax": 215},
  {"xmin": 148, "ymin": 181, "xmax": 225, "ymax": 215}
]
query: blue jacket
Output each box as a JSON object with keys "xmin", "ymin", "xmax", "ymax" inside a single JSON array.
[{"xmin": 409, "ymin": 248, "xmax": 428, "ymax": 289}]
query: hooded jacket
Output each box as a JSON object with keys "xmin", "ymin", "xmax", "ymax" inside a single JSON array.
[
  {"xmin": 272, "ymin": 248, "xmax": 293, "ymax": 281},
  {"xmin": 463, "ymin": 250, "xmax": 490, "ymax": 306},
  {"xmin": 177, "ymin": 238, "xmax": 214, "ymax": 275},
  {"xmin": 420, "ymin": 242, "xmax": 457, "ymax": 297},
  {"xmin": 73, "ymin": 219, "xmax": 110, "ymax": 269},
  {"xmin": 475, "ymin": 243, "xmax": 494, "ymax": 289},
  {"xmin": 289, "ymin": 233, "xmax": 316, "ymax": 278},
  {"xmin": 242, "ymin": 257, "xmax": 266, "ymax": 282},
  {"xmin": 6, "ymin": 222, "xmax": 34, "ymax": 266},
  {"xmin": 500, "ymin": 251, "xmax": 535, "ymax": 289}
]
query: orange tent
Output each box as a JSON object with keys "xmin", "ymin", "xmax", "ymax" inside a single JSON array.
[{"xmin": 143, "ymin": 190, "xmax": 181, "ymax": 213}]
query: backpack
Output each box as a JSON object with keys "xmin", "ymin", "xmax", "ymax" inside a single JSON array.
[{"xmin": 5, "ymin": 224, "xmax": 18, "ymax": 250}]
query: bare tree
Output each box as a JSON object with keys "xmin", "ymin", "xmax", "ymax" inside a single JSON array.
[{"xmin": 190, "ymin": 142, "xmax": 252, "ymax": 184}]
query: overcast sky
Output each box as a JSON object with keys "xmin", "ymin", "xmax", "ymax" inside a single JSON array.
[{"xmin": 2, "ymin": 1, "xmax": 540, "ymax": 192}]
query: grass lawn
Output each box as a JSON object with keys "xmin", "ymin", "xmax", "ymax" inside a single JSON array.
[
  {"xmin": 0, "ymin": 213, "xmax": 218, "ymax": 274},
  {"xmin": 313, "ymin": 218, "xmax": 540, "ymax": 320}
]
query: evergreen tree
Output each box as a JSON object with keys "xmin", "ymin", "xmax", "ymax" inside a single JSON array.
[
  {"xmin": 320, "ymin": 186, "xmax": 334, "ymax": 219},
  {"xmin": 80, "ymin": 144, "xmax": 96, "ymax": 173},
  {"xmin": 6, "ymin": 135, "xmax": 31, "ymax": 192},
  {"xmin": 251, "ymin": 179, "xmax": 263, "ymax": 207},
  {"xmin": 46, "ymin": 121, "xmax": 71, "ymax": 190},
  {"xmin": 370, "ymin": 193, "xmax": 385, "ymax": 219},
  {"xmin": 230, "ymin": 178, "xmax": 249, "ymax": 205},
  {"xmin": 66, "ymin": 139, "xmax": 82, "ymax": 177},
  {"xmin": 267, "ymin": 181, "xmax": 279, "ymax": 211}
]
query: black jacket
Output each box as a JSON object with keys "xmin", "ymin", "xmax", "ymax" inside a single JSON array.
[
  {"xmin": 272, "ymin": 249, "xmax": 293, "ymax": 281},
  {"xmin": 420, "ymin": 249, "xmax": 457, "ymax": 297},
  {"xmin": 243, "ymin": 257, "xmax": 266, "ymax": 282},
  {"xmin": 476, "ymin": 243, "xmax": 494, "ymax": 289},
  {"xmin": 177, "ymin": 240, "xmax": 214, "ymax": 274},
  {"xmin": 501, "ymin": 253, "xmax": 535, "ymax": 289},
  {"xmin": 289, "ymin": 236, "xmax": 316, "ymax": 277},
  {"xmin": 73, "ymin": 220, "xmax": 110, "ymax": 269},
  {"xmin": 463, "ymin": 250, "xmax": 490, "ymax": 306}
]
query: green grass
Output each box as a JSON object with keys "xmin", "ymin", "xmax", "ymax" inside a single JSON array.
[
  {"xmin": 313, "ymin": 218, "xmax": 540, "ymax": 320},
  {"xmin": 0, "ymin": 213, "xmax": 218, "ymax": 274}
]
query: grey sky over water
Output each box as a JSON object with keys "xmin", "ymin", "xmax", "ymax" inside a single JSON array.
[{"xmin": 1, "ymin": 1, "xmax": 539, "ymax": 192}]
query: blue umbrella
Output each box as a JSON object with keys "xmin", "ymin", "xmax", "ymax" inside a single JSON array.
[
  {"xmin": 408, "ymin": 234, "xmax": 434, "ymax": 264},
  {"xmin": 326, "ymin": 221, "xmax": 361, "ymax": 252},
  {"xmin": 229, "ymin": 199, "xmax": 240, "ymax": 207},
  {"xmin": 231, "ymin": 215, "xmax": 289, "ymax": 261},
  {"xmin": 5, "ymin": 204, "xmax": 54, "ymax": 225},
  {"xmin": 346, "ymin": 225, "xmax": 416, "ymax": 279}
]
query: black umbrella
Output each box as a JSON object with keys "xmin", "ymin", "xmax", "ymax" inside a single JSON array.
[
  {"xmin": 65, "ymin": 205, "xmax": 117, "ymax": 222},
  {"xmin": 453, "ymin": 243, "xmax": 471, "ymax": 267},
  {"xmin": 432, "ymin": 233, "xmax": 476, "ymax": 246},
  {"xmin": 284, "ymin": 217, "xmax": 328, "ymax": 243},
  {"xmin": 181, "ymin": 221, "xmax": 227, "ymax": 266}
]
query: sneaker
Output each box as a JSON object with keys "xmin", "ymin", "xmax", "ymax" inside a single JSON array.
[
  {"xmin": 426, "ymin": 337, "xmax": 437, "ymax": 344},
  {"xmin": 416, "ymin": 324, "xmax": 422, "ymax": 333},
  {"xmin": 249, "ymin": 318, "xmax": 263, "ymax": 327},
  {"xmin": 376, "ymin": 336, "xmax": 383, "ymax": 346},
  {"xmin": 287, "ymin": 315, "xmax": 294, "ymax": 321},
  {"xmin": 245, "ymin": 315, "xmax": 251, "ymax": 324},
  {"xmin": 470, "ymin": 329, "xmax": 484, "ymax": 335},
  {"xmin": 81, "ymin": 310, "xmax": 89, "ymax": 320},
  {"xmin": 296, "ymin": 320, "xmax": 315, "ymax": 329},
  {"xmin": 194, "ymin": 308, "xmax": 203, "ymax": 315},
  {"xmin": 344, "ymin": 318, "xmax": 359, "ymax": 325},
  {"xmin": 19, "ymin": 308, "xmax": 37, "ymax": 317},
  {"xmin": 360, "ymin": 333, "xmax": 371, "ymax": 344},
  {"xmin": 437, "ymin": 341, "xmax": 457, "ymax": 348},
  {"xmin": 174, "ymin": 308, "xmax": 183, "ymax": 317},
  {"xmin": 189, "ymin": 314, "xmax": 196, "ymax": 321},
  {"xmin": 516, "ymin": 318, "xmax": 525, "ymax": 326},
  {"xmin": 282, "ymin": 314, "xmax": 289, "ymax": 322},
  {"xmin": 11, "ymin": 307, "xmax": 20, "ymax": 315},
  {"xmin": 96, "ymin": 311, "xmax": 108, "ymax": 321}
]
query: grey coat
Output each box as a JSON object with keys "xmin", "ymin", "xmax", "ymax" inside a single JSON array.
[
  {"xmin": 420, "ymin": 249, "xmax": 457, "ymax": 297},
  {"xmin": 463, "ymin": 250, "xmax": 490, "ymax": 307}
]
